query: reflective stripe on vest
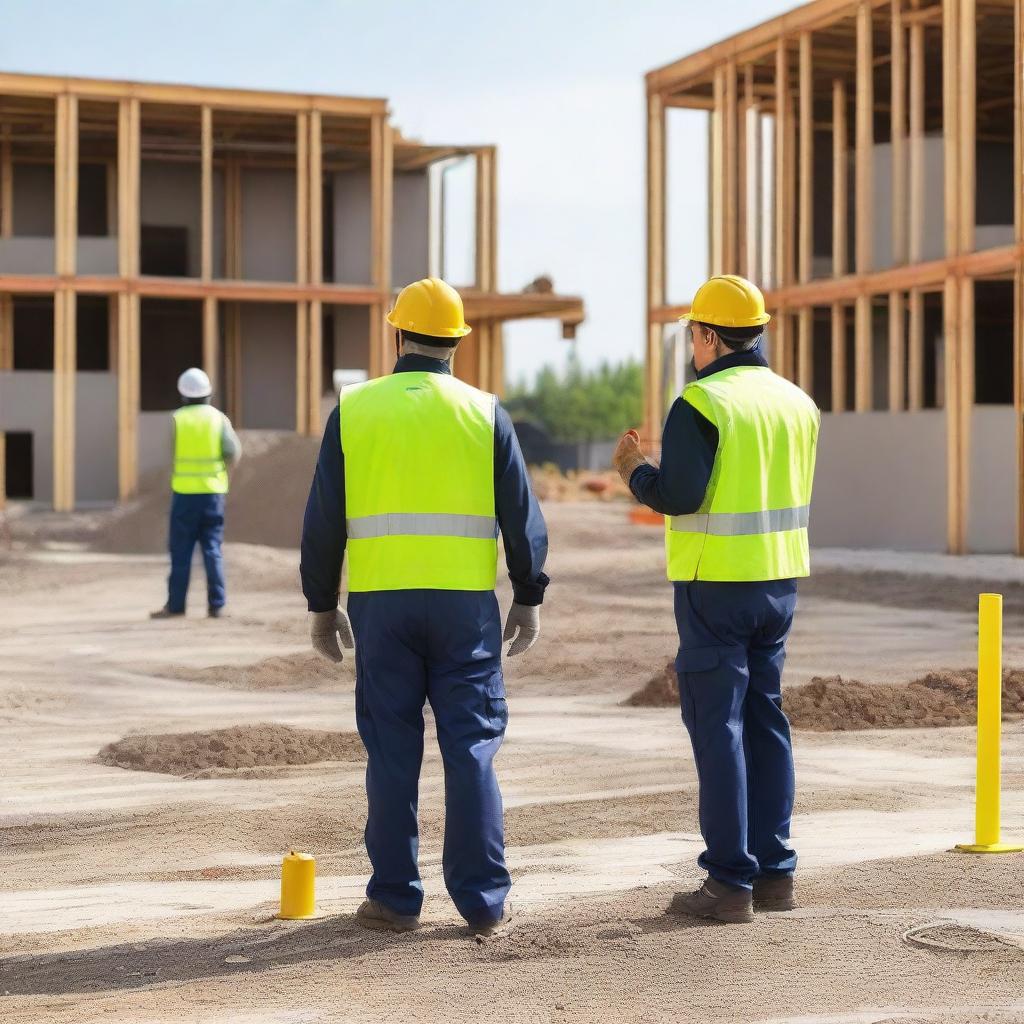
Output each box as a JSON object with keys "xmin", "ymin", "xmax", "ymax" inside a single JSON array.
[
  {"xmin": 340, "ymin": 371, "xmax": 498, "ymax": 592},
  {"xmin": 665, "ymin": 365, "xmax": 819, "ymax": 582},
  {"xmin": 670, "ymin": 505, "xmax": 810, "ymax": 537},
  {"xmin": 171, "ymin": 405, "xmax": 229, "ymax": 495},
  {"xmin": 347, "ymin": 512, "xmax": 498, "ymax": 540}
]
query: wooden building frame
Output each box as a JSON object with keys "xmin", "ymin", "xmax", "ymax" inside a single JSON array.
[
  {"xmin": 0, "ymin": 71, "xmax": 584, "ymax": 512},
  {"xmin": 645, "ymin": 0, "xmax": 1023, "ymax": 554}
]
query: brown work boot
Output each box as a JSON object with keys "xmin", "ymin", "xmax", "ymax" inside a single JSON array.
[
  {"xmin": 149, "ymin": 606, "xmax": 185, "ymax": 620},
  {"xmin": 355, "ymin": 898, "xmax": 421, "ymax": 933},
  {"xmin": 753, "ymin": 874, "xmax": 795, "ymax": 911},
  {"xmin": 669, "ymin": 878, "xmax": 754, "ymax": 924},
  {"xmin": 466, "ymin": 904, "xmax": 513, "ymax": 938}
]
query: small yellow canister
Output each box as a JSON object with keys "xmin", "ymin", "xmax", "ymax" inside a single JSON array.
[{"xmin": 278, "ymin": 849, "xmax": 316, "ymax": 919}]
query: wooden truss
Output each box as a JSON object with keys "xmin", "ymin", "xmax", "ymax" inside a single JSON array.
[
  {"xmin": 0, "ymin": 71, "xmax": 584, "ymax": 511},
  {"xmin": 645, "ymin": 0, "xmax": 1024, "ymax": 555}
]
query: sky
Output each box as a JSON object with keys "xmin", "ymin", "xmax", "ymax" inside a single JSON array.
[{"xmin": 0, "ymin": 0, "xmax": 793, "ymax": 383}]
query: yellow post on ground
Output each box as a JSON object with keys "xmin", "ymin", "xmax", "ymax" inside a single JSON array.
[
  {"xmin": 956, "ymin": 594, "xmax": 1023, "ymax": 854},
  {"xmin": 278, "ymin": 849, "xmax": 316, "ymax": 918}
]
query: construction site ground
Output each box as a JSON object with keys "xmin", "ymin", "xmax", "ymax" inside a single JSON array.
[{"xmin": 3, "ymin": 485, "xmax": 1024, "ymax": 1023}]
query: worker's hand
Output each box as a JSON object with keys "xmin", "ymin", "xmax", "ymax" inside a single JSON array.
[
  {"xmin": 503, "ymin": 603, "xmax": 540, "ymax": 657},
  {"xmin": 310, "ymin": 608, "xmax": 355, "ymax": 663},
  {"xmin": 613, "ymin": 429, "xmax": 649, "ymax": 486}
]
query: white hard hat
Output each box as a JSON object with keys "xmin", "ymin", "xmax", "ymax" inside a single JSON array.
[{"xmin": 177, "ymin": 367, "xmax": 212, "ymax": 399}]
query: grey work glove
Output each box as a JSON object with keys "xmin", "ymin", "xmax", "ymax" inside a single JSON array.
[
  {"xmin": 503, "ymin": 603, "xmax": 540, "ymax": 657},
  {"xmin": 310, "ymin": 608, "xmax": 355, "ymax": 663}
]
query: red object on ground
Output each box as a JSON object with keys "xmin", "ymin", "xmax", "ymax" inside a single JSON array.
[{"xmin": 629, "ymin": 507, "xmax": 663, "ymax": 527}]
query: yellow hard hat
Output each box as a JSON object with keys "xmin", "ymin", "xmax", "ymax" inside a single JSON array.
[
  {"xmin": 386, "ymin": 277, "xmax": 472, "ymax": 339},
  {"xmin": 682, "ymin": 274, "xmax": 771, "ymax": 329}
]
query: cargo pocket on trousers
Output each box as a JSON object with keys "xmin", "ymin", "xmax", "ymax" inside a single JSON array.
[
  {"xmin": 674, "ymin": 646, "xmax": 721, "ymax": 736},
  {"xmin": 484, "ymin": 674, "xmax": 508, "ymax": 738}
]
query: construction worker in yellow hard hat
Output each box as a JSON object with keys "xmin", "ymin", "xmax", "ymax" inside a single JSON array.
[
  {"xmin": 300, "ymin": 277, "xmax": 548, "ymax": 936},
  {"xmin": 612, "ymin": 274, "xmax": 820, "ymax": 924},
  {"xmin": 151, "ymin": 367, "xmax": 242, "ymax": 620}
]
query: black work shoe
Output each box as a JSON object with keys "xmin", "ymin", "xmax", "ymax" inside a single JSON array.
[
  {"xmin": 208, "ymin": 606, "xmax": 224, "ymax": 619},
  {"xmin": 669, "ymin": 878, "xmax": 754, "ymax": 924},
  {"xmin": 149, "ymin": 607, "xmax": 185, "ymax": 620},
  {"xmin": 355, "ymin": 898, "xmax": 421, "ymax": 933},
  {"xmin": 466, "ymin": 904, "xmax": 513, "ymax": 938},
  {"xmin": 753, "ymin": 874, "xmax": 795, "ymax": 911}
]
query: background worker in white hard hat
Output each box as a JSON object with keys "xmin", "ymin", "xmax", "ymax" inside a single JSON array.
[
  {"xmin": 151, "ymin": 367, "xmax": 242, "ymax": 620},
  {"xmin": 613, "ymin": 275, "xmax": 819, "ymax": 924},
  {"xmin": 300, "ymin": 277, "xmax": 548, "ymax": 936}
]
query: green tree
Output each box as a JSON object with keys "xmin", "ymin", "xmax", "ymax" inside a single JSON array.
[{"xmin": 504, "ymin": 354, "xmax": 642, "ymax": 443}]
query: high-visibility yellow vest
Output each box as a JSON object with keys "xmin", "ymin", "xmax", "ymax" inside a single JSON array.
[
  {"xmin": 340, "ymin": 371, "xmax": 498, "ymax": 592},
  {"xmin": 666, "ymin": 365, "xmax": 819, "ymax": 582},
  {"xmin": 171, "ymin": 404, "xmax": 229, "ymax": 495}
]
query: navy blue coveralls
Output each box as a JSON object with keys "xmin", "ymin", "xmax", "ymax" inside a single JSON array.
[
  {"xmin": 166, "ymin": 398, "xmax": 237, "ymax": 614},
  {"xmin": 630, "ymin": 347, "xmax": 798, "ymax": 890},
  {"xmin": 300, "ymin": 353, "xmax": 549, "ymax": 926}
]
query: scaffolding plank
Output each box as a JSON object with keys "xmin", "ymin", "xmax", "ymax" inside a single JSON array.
[
  {"xmin": 855, "ymin": 1, "xmax": 874, "ymax": 274},
  {"xmin": 799, "ymin": 33, "xmax": 813, "ymax": 284},
  {"xmin": 888, "ymin": 289, "xmax": 905, "ymax": 411},
  {"xmin": 831, "ymin": 301, "xmax": 846, "ymax": 411},
  {"xmin": 892, "ymin": 0, "xmax": 907, "ymax": 265},
  {"xmin": 833, "ymin": 78, "xmax": 848, "ymax": 277},
  {"xmin": 645, "ymin": 92, "xmax": 666, "ymax": 442}
]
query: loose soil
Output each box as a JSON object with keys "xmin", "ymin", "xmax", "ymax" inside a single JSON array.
[
  {"xmin": 93, "ymin": 432, "xmax": 320, "ymax": 554},
  {"xmin": 166, "ymin": 651, "xmax": 354, "ymax": 691},
  {"xmin": 5, "ymin": 502, "xmax": 1024, "ymax": 1023},
  {"xmin": 97, "ymin": 724, "xmax": 364, "ymax": 777},
  {"xmin": 627, "ymin": 663, "xmax": 1024, "ymax": 730}
]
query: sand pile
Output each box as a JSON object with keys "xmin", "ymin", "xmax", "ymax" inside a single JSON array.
[
  {"xmin": 168, "ymin": 652, "xmax": 353, "ymax": 691},
  {"xmin": 93, "ymin": 431, "xmax": 320, "ymax": 554},
  {"xmin": 98, "ymin": 723, "xmax": 364, "ymax": 777},
  {"xmin": 627, "ymin": 663, "xmax": 1024, "ymax": 730},
  {"xmin": 530, "ymin": 465, "xmax": 631, "ymax": 502}
]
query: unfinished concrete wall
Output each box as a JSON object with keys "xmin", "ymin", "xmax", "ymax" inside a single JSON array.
[
  {"xmin": 138, "ymin": 411, "xmax": 171, "ymax": 482},
  {"xmin": 333, "ymin": 170, "xmax": 371, "ymax": 284},
  {"xmin": 241, "ymin": 168, "xmax": 295, "ymax": 281},
  {"xmin": 140, "ymin": 161, "xmax": 202, "ymax": 277},
  {"xmin": 74, "ymin": 372, "xmax": 118, "ymax": 503},
  {"xmin": 239, "ymin": 303, "xmax": 295, "ymax": 429},
  {"xmin": 212, "ymin": 169, "xmax": 226, "ymax": 278},
  {"xmin": 871, "ymin": 137, "xmax": 946, "ymax": 269},
  {"xmin": 392, "ymin": 171, "xmax": 430, "ymax": 288},
  {"xmin": 0, "ymin": 370, "xmax": 54, "ymax": 503},
  {"xmin": 332, "ymin": 305, "xmax": 371, "ymax": 375},
  {"xmin": 320, "ymin": 305, "xmax": 372, "ymax": 427},
  {"xmin": 968, "ymin": 406, "xmax": 1016, "ymax": 553},
  {"xmin": 810, "ymin": 410, "xmax": 948, "ymax": 551},
  {"xmin": 11, "ymin": 163, "xmax": 55, "ymax": 235}
]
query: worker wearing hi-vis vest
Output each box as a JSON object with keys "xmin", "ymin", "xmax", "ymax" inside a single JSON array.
[
  {"xmin": 300, "ymin": 277, "xmax": 548, "ymax": 937},
  {"xmin": 613, "ymin": 275, "xmax": 819, "ymax": 925},
  {"xmin": 151, "ymin": 367, "xmax": 242, "ymax": 620}
]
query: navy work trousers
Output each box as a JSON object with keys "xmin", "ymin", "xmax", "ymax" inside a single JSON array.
[
  {"xmin": 166, "ymin": 492, "xmax": 226, "ymax": 613},
  {"xmin": 673, "ymin": 579, "xmax": 798, "ymax": 889},
  {"xmin": 348, "ymin": 589, "xmax": 510, "ymax": 926}
]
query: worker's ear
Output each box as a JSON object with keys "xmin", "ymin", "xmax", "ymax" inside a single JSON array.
[{"xmin": 394, "ymin": 330, "xmax": 402, "ymax": 360}]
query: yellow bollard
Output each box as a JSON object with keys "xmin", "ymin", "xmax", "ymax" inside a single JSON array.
[
  {"xmin": 956, "ymin": 594, "xmax": 1023, "ymax": 854},
  {"xmin": 278, "ymin": 849, "xmax": 316, "ymax": 918}
]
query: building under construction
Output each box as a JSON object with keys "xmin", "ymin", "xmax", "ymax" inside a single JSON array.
[
  {"xmin": 0, "ymin": 71, "xmax": 583, "ymax": 511},
  {"xmin": 645, "ymin": 0, "xmax": 1021, "ymax": 553}
]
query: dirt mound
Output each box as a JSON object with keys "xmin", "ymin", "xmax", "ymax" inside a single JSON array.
[
  {"xmin": 168, "ymin": 652, "xmax": 353, "ymax": 691},
  {"xmin": 93, "ymin": 431, "xmax": 320, "ymax": 554},
  {"xmin": 626, "ymin": 664, "xmax": 1024, "ymax": 730},
  {"xmin": 98, "ymin": 723, "xmax": 364, "ymax": 777},
  {"xmin": 625, "ymin": 661, "xmax": 679, "ymax": 707}
]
